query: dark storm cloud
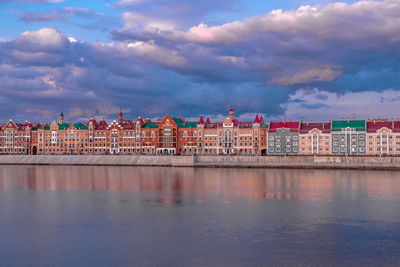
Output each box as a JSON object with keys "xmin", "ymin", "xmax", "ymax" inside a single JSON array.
[
  {"xmin": 2, "ymin": 0, "xmax": 400, "ymax": 122},
  {"xmin": 112, "ymin": 0, "xmax": 400, "ymax": 90},
  {"xmin": 0, "ymin": 27, "xmax": 282, "ymax": 122}
]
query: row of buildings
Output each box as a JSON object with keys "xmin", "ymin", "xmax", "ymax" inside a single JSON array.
[{"xmin": 1, "ymin": 109, "xmax": 399, "ymax": 156}]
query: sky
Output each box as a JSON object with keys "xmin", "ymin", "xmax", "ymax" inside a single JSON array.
[{"xmin": 0, "ymin": 0, "xmax": 399, "ymax": 123}]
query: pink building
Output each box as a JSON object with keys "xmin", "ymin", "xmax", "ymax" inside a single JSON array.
[
  {"xmin": 366, "ymin": 120, "xmax": 400, "ymax": 155},
  {"xmin": 299, "ymin": 122, "xmax": 331, "ymax": 155}
]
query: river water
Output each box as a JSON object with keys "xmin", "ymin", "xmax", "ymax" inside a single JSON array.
[{"xmin": 0, "ymin": 166, "xmax": 400, "ymax": 266}]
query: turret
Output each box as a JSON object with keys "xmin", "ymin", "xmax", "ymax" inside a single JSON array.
[
  {"xmin": 198, "ymin": 116, "xmax": 205, "ymax": 125},
  {"xmin": 59, "ymin": 112, "xmax": 64, "ymax": 124},
  {"xmin": 118, "ymin": 111, "xmax": 123, "ymax": 122},
  {"xmin": 228, "ymin": 108, "xmax": 235, "ymax": 120}
]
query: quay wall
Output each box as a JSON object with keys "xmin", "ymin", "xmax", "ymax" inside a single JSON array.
[{"xmin": 0, "ymin": 155, "xmax": 400, "ymax": 170}]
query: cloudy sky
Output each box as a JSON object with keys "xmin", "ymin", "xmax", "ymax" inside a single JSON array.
[{"xmin": 0, "ymin": 0, "xmax": 399, "ymax": 122}]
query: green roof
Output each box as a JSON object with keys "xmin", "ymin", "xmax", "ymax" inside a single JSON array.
[
  {"xmin": 173, "ymin": 118, "xmax": 184, "ymax": 128},
  {"xmin": 73, "ymin": 123, "xmax": 88, "ymax": 130},
  {"xmin": 183, "ymin": 122, "xmax": 197, "ymax": 128},
  {"xmin": 43, "ymin": 123, "xmax": 75, "ymax": 131},
  {"xmin": 58, "ymin": 123, "xmax": 69, "ymax": 130},
  {"xmin": 143, "ymin": 122, "xmax": 158, "ymax": 128},
  {"xmin": 172, "ymin": 118, "xmax": 197, "ymax": 128},
  {"xmin": 332, "ymin": 120, "xmax": 366, "ymax": 131}
]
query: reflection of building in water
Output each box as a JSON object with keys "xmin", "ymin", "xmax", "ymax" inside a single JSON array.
[{"xmin": 1, "ymin": 167, "xmax": 400, "ymax": 202}]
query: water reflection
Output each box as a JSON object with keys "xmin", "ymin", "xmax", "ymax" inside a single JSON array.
[
  {"xmin": 1, "ymin": 166, "xmax": 400, "ymax": 266},
  {"xmin": 0, "ymin": 166, "xmax": 399, "ymax": 202}
]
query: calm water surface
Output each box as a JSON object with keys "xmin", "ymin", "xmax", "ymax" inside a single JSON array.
[{"xmin": 0, "ymin": 166, "xmax": 400, "ymax": 266}]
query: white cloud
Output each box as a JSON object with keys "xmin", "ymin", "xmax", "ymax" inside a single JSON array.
[
  {"xmin": 184, "ymin": 0, "xmax": 400, "ymax": 45},
  {"xmin": 124, "ymin": 41, "xmax": 186, "ymax": 67},
  {"xmin": 272, "ymin": 68, "xmax": 342, "ymax": 86},
  {"xmin": 15, "ymin": 28, "xmax": 68, "ymax": 53}
]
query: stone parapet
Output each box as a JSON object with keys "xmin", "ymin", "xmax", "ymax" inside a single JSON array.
[{"xmin": 0, "ymin": 155, "xmax": 399, "ymax": 170}]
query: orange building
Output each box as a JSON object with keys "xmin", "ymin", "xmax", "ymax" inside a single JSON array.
[{"xmin": 2, "ymin": 109, "xmax": 269, "ymax": 155}]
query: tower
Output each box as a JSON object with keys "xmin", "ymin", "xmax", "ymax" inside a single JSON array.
[
  {"xmin": 228, "ymin": 108, "xmax": 235, "ymax": 120},
  {"xmin": 59, "ymin": 112, "xmax": 64, "ymax": 124},
  {"xmin": 118, "ymin": 111, "xmax": 123, "ymax": 122}
]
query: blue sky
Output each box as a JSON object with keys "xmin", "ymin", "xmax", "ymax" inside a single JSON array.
[{"xmin": 0, "ymin": 0, "xmax": 399, "ymax": 122}]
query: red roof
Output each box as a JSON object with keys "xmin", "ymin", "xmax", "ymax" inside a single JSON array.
[
  {"xmin": 88, "ymin": 118, "xmax": 97, "ymax": 125},
  {"xmin": 269, "ymin": 122, "xmax": 300, "ymax": 132},
  {"xmin": 198, "ymin": 116, "xmax": 204, "ymax": 125},
  {"xmin": 205, "ymin": 122, "xmax": 223, "ymax": 129},
  {"xmin": 367, "ymin": 121, "xmax": 400, "ymax": 133},
  {"xmin": 300, "ymin": 122, "xmax": 331, "ymax": 133},
  {"xmin": 254, "ymin": 115, "xmax": 260, "ymax": 123},
  {"xmin": 206, "ymin": 117, "xmax": 211, "ymax": 124},
  {"xmin": 97, "ymin": 119, "xmax": 108, "ymax": 130}
]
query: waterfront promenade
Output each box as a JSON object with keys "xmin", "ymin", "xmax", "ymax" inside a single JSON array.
[{"xmin": 1, "ymin": 155, "xmax": 400, "ymax": 170}]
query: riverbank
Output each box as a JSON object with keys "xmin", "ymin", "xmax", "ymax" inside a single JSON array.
[{"xmin": 0, "ymin": 155, "xmax": 400, "ymax": 170}]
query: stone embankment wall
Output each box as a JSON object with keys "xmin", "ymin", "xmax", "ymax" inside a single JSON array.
[
  {"xmin": 195, "ymin": 156, "xmax": 400, "ymax": 170},
  {"xmin": 0, "ymin": 155, "xmax": 399, "ymax": 170}
]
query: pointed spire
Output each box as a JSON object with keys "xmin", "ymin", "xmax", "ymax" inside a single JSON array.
[
  {"xmin": 254, "ymin": 114, "xmax": 260, "ymax": 123},
  {"xmin": 206, "ymin": 117, "xmax": 210, "ymax": 124},
  {"xmin": 259, "ymin": 116, "xmax": 264, "ymax": 124},
  {"xmin": 198, "ymin": 116, "xmax": 205, "ymax": 125},
  {"xmin": 118, "ymin": 110, "xmax": 123, "ymax": 122}
]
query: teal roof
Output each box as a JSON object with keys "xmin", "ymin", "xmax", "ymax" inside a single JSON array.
[
  {"xmin": 173, "ymin": 118, "xmax": 184, "ymax": 128},
  {"xmin": 58, "ymin": 123, "xmax": 69, "ymax": 130},
  {"xmin": 143, "ymin": 122, "xmax": 158, "ymax": 128},
  {"xmin": 332, "ymin": 120, "xmax": 366, "ymax": 131},
  {"xmin": 183, "ymin": 122, "xmax": 197, "ymax": 128},
  {"xmin": 172, "ymin": 118, "xmax": 197, "ymax": 128},
  {"xmin": 43, "ymin": 123, "xmax": 74, "ymax": 131},
  {"xmin": 73, "ymin": 123, "xmax": 88, "ymax": 130}
]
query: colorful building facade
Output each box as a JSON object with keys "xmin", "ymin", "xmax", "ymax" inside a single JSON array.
[
  {"xmin": 2, "ymin": 110, "xmax": 400, "ymax": 156},
  {"xmin": 299, "ymin": 122, "xmax": 331, "ymax": 155},
  {"xmin": 331, "ymin": 120, "xmax": 366, "ymax": 154},
  {"xmin": 366, "ymin": 120, "xmax": 400, "ymax": 155},
  {"xmin": 268, "ymin": 122, "xmax": 300, "ymax": 154},
  {"xmin": 197, "ymin": 109, "xmax": 268, "ymax": 155}
]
